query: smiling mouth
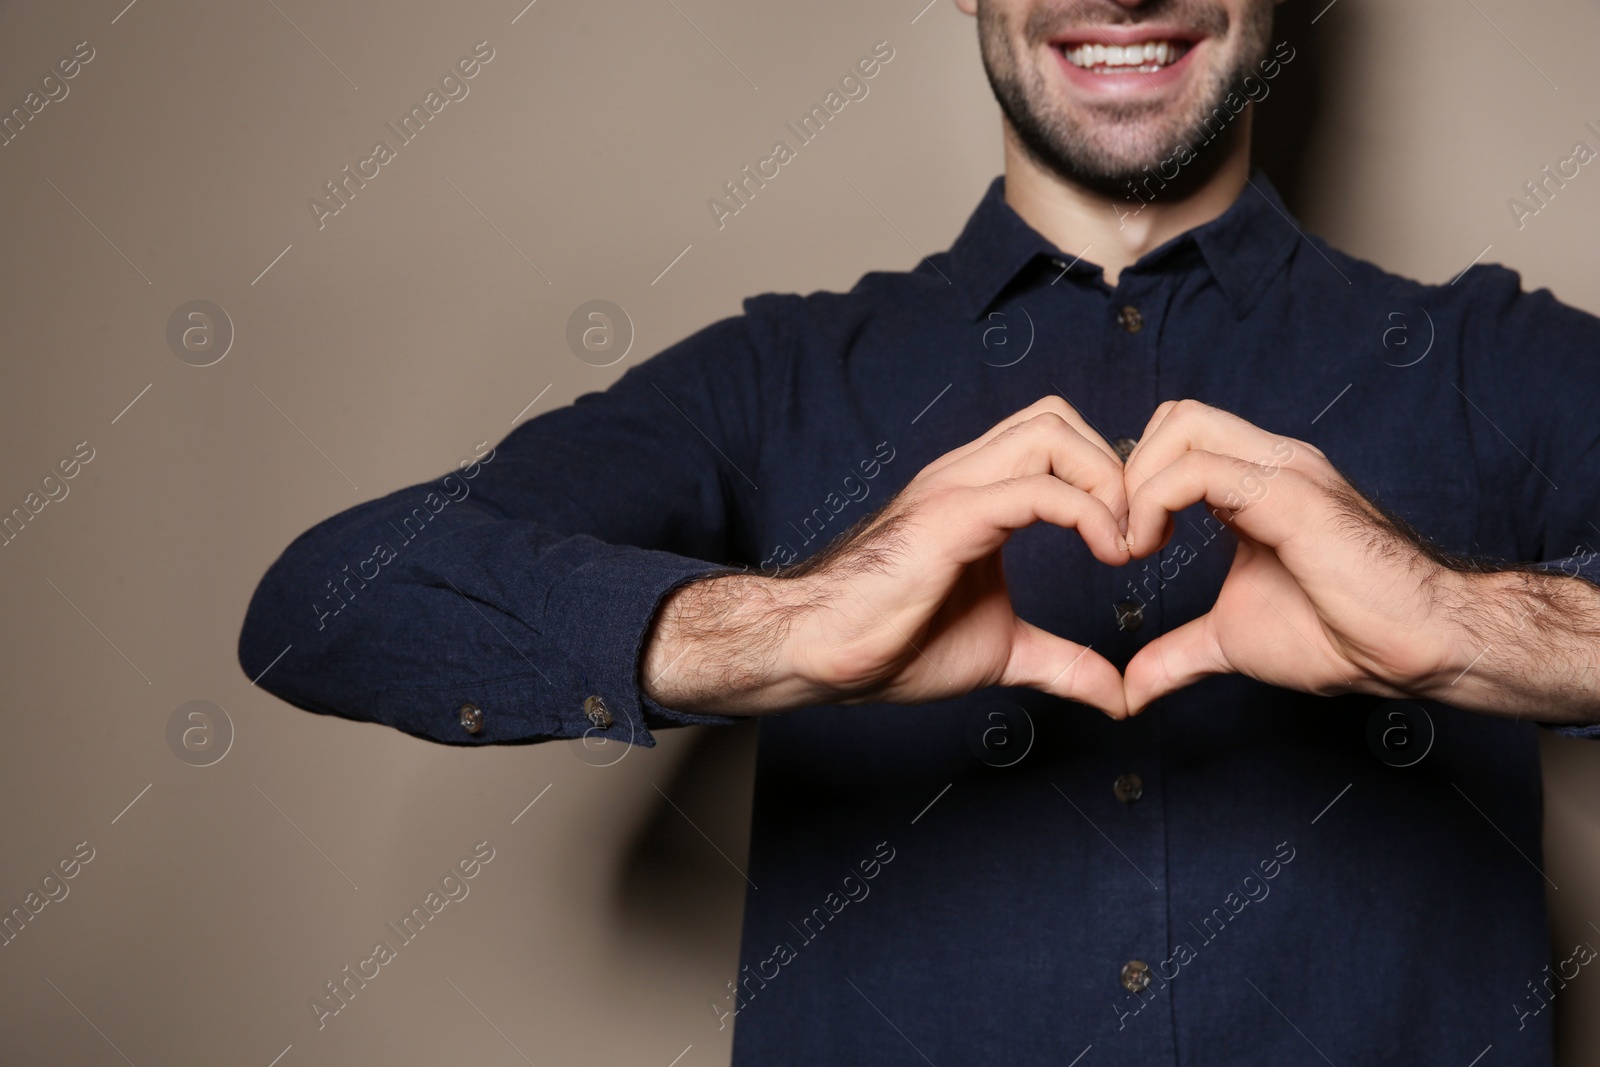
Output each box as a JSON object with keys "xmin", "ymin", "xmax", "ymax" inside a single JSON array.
[{"xmin": 1058, "ymin": 39, "xmax": 1194, "ymax": 75}]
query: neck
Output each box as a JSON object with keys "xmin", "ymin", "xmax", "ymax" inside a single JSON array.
[{"xmin": 1001, "ymin": 112, "xmax": 1254, "ymax": 287}]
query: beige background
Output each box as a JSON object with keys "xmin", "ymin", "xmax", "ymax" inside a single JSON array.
[{"xmin": 1, "ymin": 0, "xmax": 1597, "ymax": 1063}]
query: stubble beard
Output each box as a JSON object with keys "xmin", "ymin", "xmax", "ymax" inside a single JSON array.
[{"xmin": 975, "ymin": 1, "xmax": 1275, "ymax": 200}]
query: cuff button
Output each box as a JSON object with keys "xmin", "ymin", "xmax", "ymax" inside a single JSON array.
[
  {"xmin": 583, "ymin": 695, "xmax": 613, "ymax": 729},
  {"xmin": 458, "ymin": 703, "xmax": 484, "ymax": 735}
]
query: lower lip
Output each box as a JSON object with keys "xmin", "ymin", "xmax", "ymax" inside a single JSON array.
[{"xmin": 1050, "ymin": 41, "xmax": 1201, "ymax": 95}]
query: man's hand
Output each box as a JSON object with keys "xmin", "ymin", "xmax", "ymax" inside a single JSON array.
[
  {"xmin": 642, "ymin": 398, "xmax": 1135, "ymax": 718},
  {"xmin": 1120, "ymin": 400, "xmax": 1600, "ymax": 722}
]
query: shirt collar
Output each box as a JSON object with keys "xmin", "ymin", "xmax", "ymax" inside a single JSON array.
[{"xmin": 946, "ymin": 170, "xmax": 1302, "ymax": 321}]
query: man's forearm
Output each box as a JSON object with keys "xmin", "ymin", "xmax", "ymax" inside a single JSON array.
[
  {"xmin": 641, "ymin": 574, "xmax": 830, "ymax": 715},
  {"xmin": 1422, "ymin": 567, "xmax": 1600, "ymax": 723}
]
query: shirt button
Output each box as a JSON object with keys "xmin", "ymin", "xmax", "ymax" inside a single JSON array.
[
  {"xmin": 458, "ymin": 703, "xmax": 484, "ymax": 735},
  {"xmin": 1114, "ymin": 599, "xmax": 1144, "ymax": 632},
  {"xmin": 1112, "ymin": 436, "xmax": 1138, "ymax": 462},
  {"xmin": 1117, "ymin": 305, "xmax": 1144, "ymax": 333},
  {"xmin": 1121, "ymin": 959, "xmax": 1152, "ymax": 993},
  {"xmin": 1114, "ymin": 773, "xmax": 1144, "ymax": 804},
  {"xmin": 583, "ymin": 695, "xmax": 613, "ymax": 729}
]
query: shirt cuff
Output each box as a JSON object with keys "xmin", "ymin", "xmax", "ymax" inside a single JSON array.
[{"xmin": 541, "ymin": 541, "xmax": 744, "ymax": 746}]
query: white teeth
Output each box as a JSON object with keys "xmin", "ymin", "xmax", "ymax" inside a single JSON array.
[{"xmin": 1063, "ymin": 38, "xmax": 1185, "ymax": 72}]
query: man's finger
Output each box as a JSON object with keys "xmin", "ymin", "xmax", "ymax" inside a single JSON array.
[
  {"xmin": 1123, "ymin": 399, "xmax": 1305, "ymax": 501},
  {"xmin": 925, "ymin": 394, "xmax": 1123, "ymax": 475},
  {"xmin": 1122, "ymin": 612, "xmax": 1231, "ymax": 713},
  {"xmin": 1005, "ymin": 618, "xmax": 1128, "ymax": 719},
  {"xmin": 938, "ymin": 475, "xmax": 1129, "ymax": 566},
  {"xmin": 943, "ymin": 413, "xmax": 1129, "ymax": 523},
  {"xmin": 1125, "ymin": 450, "xmax": 1310, "ymax": 555}
]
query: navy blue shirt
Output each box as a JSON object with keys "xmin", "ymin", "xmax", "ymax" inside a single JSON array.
[{"xmin": 240, "ymin": 173, "xmax": 1600, "ymax": 1065}]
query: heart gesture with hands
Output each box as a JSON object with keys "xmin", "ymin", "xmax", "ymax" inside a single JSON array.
[
  {"xmin": 1117, "ymin": 399, "xmax": 1464, "ymax": 714},
  {"xmin": 643, "ymin": 396, "xmax": 1600, "ymax": 725}
]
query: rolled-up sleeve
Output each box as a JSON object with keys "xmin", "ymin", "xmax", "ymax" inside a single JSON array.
[{"xmin": 238, "ymin": 298, "xmax": 789, "ymax": 747}]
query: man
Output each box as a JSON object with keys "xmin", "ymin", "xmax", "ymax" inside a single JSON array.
[{"xmin": 240, "ymin": 0, "xmax": 1600, "ymax": 1062}]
